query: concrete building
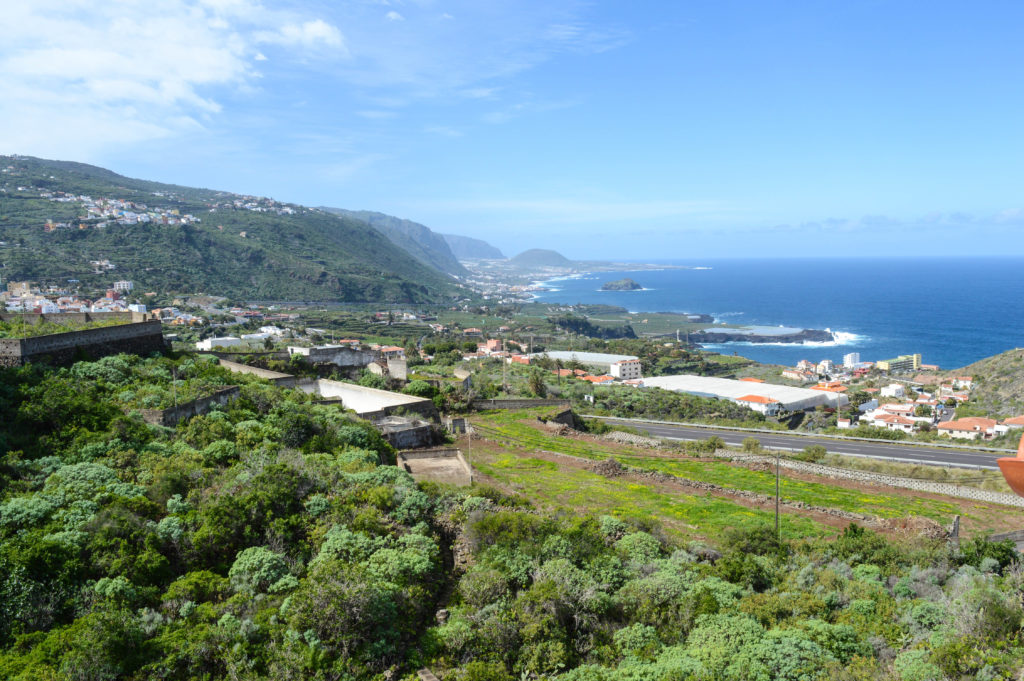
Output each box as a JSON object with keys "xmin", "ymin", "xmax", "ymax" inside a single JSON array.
[
  {"xmin": 876, "ymin": 354, "xmax": 922, "ymax": 372},
  {"xmin": 610, "ymin": 358, "xmax": 643, "ymax": 380},
  {"xmin": 642, "ymin": 374, "xmax": 848, "ymax": 411},
  {"xmin": 287, "ymin": 344, "xmax": 376, "ymax": 367},
  {"xmin": 843, "ymin": 352, "xmax": 860, "ymax": 368},
  {"xmin": 880, "ymin": 383, "xmax": 906, "ymax": 398},
  {"xmin": 196, "ymin": 336, "xmax": 245, "ymax": 351},
  {"xmin": 817, "ymin": 359, "xmax": 835, "ymax": 375},
  {"xmin": 113, "ymin": 280, "xmax": 134, "ymax": 292}
]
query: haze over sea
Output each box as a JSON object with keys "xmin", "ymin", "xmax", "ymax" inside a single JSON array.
[{"xmin": 531, "ymin": 257, "xmax": 1024, "ymax": 371}]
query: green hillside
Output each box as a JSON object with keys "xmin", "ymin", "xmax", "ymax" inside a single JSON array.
[
  {"xmin": 944, "ymin": 347, "xmax": 1024, "ymax": 418},
  {"xmin": 0, "ymin": 156, "xmax": 462, "ymax": 302},
  {"xmin": 321, "ymin": 208, "xmax": 468, "ymax": 277}
]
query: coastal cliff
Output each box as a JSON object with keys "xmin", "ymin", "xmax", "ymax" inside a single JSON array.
[{"xmin": 692, "ymin": 328, "xmax": 835, "ymax": 344}]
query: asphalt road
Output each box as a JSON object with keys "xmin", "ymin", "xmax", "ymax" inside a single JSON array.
[{"xmin": 603, "ymin": 418, "xmax": 1009, "ymax": 470}]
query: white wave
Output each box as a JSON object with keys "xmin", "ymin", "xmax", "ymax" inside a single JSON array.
[{"xmin": 693, "ymin": 266, "xmax": 713, "ymax": 270}]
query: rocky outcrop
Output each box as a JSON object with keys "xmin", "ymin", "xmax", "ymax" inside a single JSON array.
[
  {"xmin": 600, "ymin": 278, "xmax": 643, "ymax": 291},
  {"xmin": 692, "ymin": 328, "xmax": 834, "ymax": 344}
]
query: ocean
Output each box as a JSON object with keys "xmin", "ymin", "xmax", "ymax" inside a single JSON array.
[{"xmin": 529, "ymin": 257, "xmax": 1024, "ymax": 370}]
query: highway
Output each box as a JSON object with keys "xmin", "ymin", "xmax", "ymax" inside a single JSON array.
[{"xmin": 601, "ymin": 418, "xmax": 1009, "ymax": 470}]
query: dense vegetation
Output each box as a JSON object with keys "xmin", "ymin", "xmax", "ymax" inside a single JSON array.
[
  {"xmin": 0, "ymin": 156, "xmax": 461, "ymax": 302},
  {"xmin": 322, "ymin": 208, "xmax": 468, "ymax": 277},
  {"xmin": 0, "ymin": 354, "xmax": 1022, "ymax": 679}
]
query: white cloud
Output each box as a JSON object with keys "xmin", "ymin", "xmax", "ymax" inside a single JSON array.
[
  {"xmin": 385, "ymin": 11, "xmax": 404, "ymax": 21},
  {"xmin": 0, "ymin": 1, "xmax": 345, "ymax": 158},
  {"xmin": 258, "ymin": 19, "xmax": 345, "ymax": 49}
]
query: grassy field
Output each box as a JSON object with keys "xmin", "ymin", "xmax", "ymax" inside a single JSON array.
[
  {"xmin": 469, "ymin": 409, "xmax": 1008, "ymax": 534},
  {"xmin": 471, "ymin": 444, "xmax": 831, "ymax": 543}
]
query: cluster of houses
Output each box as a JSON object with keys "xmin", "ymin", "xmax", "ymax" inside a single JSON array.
[
  {"xmin": 39, "ymin": 192, "xmax": 200, "ymax": 231},
  {"xmin": 211, "ymin": 196, "xmax": 298, "ymax": 216},
  {"xmin": 833, "ymin": 376, "xmax": 1023, "ymax": 440},
  {"xmin": 2, "ymin": 280, "xmax": 148, "ymax": 314}
]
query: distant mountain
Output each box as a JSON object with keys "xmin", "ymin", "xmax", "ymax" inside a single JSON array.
[
  {"xmin": 0, "ymin": 156, "xmax": 461, "ymax": 303},
  {"xmin": 322, "ymin": 208, "xmax": 468, "ymax": 277},
  {"xmin": 442, "ymin": 233, "xmax": 505, "ymax": 260},
  {"xmin": 510, "ymin": 248, "xmax": 574, "ymax": 268}
]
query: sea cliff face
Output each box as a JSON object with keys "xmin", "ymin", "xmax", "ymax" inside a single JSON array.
[{"xmin": 691, "ymin": 328, "xmax": 835, "ymax": 344}]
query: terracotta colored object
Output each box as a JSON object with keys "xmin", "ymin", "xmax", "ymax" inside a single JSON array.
[{"xmin": 997, "ymin": 434, "xmax": 1024, "ymax": 497}]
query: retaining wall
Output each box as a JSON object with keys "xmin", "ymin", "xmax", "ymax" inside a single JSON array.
[
  {"xmin": 0, "ymin": 320, "xmax": 166, "ymax": 367},
  {"xmin": 472, "ymin": 398, "xmax": 571, "ymax": 410},
  {"xmin": 139, "ymin": 386, "xmax": 240, "ymax": 427},
  {"xmin": 397, "ymin": 448, "xmax": 472, "ymax": 486},
  {"xmin": 729, "ymin": 453, "xmax": 1024, "ymax": 508},
  {"xmin": 0, "ymin": 311, "xmax": 135, "ymax": 324}
]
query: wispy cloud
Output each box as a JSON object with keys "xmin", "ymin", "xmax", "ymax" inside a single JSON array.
[{"xmin": 0, "ymin": 0, "xmax": 346, "ymax": 158}]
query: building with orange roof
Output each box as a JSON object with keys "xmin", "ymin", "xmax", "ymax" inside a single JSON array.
[
  {"xmin": 937, "ymin": 417, "xmax": 998, "ymax": 440},
  {"xmin": 811, "ymin": 381, "xmax": 847, "ymax": 393},
  {"xmin": 736, "ymin": 394, "xmax": 781, "ymax": 416},
  {"xmin": 1003, "ymin": 415, "xmax": 1024, "ymax": 429},
  {"xmin": 739, "ymin": 377, "xmax": 765, "ymax": 383},
  {"xmin": 869, "ymin": 413, "xmax": 918, "ymax": 433}
]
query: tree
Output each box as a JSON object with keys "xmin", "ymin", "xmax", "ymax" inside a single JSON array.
[
  {"xmin": 528, "ymin": 371, "xmax": 547, "ymax": 398},
  {"xmin": 914, "ymin": 404, "xmax": 932, "ymax": 417}
]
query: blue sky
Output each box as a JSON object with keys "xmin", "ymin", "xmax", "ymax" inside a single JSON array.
[{"xmin": 3, "ymin": 1, "xmax": 1023, "ymax": 259}]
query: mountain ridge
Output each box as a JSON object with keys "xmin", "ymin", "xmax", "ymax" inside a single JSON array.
[
  {"xmin": 0, "ymin": 156, "xmax": 462, "ymax": 303},
  {"xmin": 320, "ymin": 208, "xmax": 467, "ymax": 277}
]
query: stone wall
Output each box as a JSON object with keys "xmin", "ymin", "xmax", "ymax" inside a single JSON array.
[
  {"xmin": 728, "ymin": 453, "xmax": 1024, "ymax": 509},
  {"xmin": 397, "ymin": 448, "xmax": 472, "ymax": 486},
  {"xmin": 0, "ymin": 320, "xmax": 165, "ymax": 367},
  {"xmin": 471, "ymin": 398, "xmax": 571, "ymax": 410},
  {"xmin": 0, "ymin": 311, "xmax": 141, "ymax": 325},
  {"xmin": 139, "ymin": 386, "xmax": 240, "ymax": 427}
]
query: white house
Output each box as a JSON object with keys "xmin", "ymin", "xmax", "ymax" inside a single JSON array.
[
  {"xmin": 196, "ymin": 336, "xmax": 245, "ymax": 351},
  {"xmin": 880, "ymin": 383, "xmax": 906, "ymax": 399},
  {"xmin": 735, "ymin": 394, "xmax": 781, "ymax": 416},
  {"xmin": 817, "ymin": 359, "xmax": 835, "ymax": 375},
  {"xmin": 937, "ymin": 417, "xmax": 998, "ymax": 440},
  {"xmin": 610, "ymin": 358, "xmax": 643, "ymax": 380}
]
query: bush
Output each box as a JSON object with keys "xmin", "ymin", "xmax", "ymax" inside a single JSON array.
[
  {"xmin": 795, "ymin": 445, "xmax": 827, "ymax": 463},
  {"xmin": 228, "ymin": 546, "xmax": 290, "ymax": 594}
]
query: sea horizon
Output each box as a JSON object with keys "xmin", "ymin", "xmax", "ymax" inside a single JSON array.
[{"xmin": 529, "ymin": 255, "xmax": 1024, "ymax": 370}]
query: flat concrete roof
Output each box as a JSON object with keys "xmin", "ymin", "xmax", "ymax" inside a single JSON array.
[
  {"xmin": 530, "ymin": 351, "xmax": 638, "ymax": 366},
  {"xmin": 299, "ymin": 379, "xmax": 430, "ymax": 414},
  {"xmin": 643, "ymin": 374, "xmax": 847, "ymax": 410}
]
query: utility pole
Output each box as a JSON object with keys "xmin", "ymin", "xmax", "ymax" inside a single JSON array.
[
  {"xmin": 466, "ymin": 424, "xmax": 473, "ymax": 485},
  {"xmin": 775, "ymin": 448, "xmax": 781, "ymax": 539}
]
